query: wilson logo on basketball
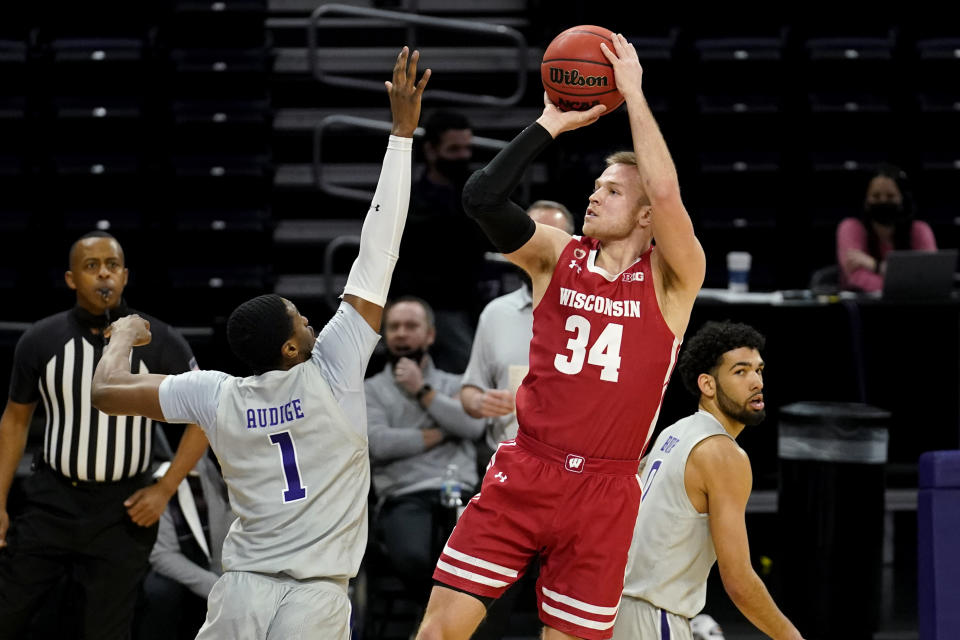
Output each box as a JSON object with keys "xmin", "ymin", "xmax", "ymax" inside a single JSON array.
[{"xmin": 549, "ymin": 67, "xmax": 609, "ymax": 88}]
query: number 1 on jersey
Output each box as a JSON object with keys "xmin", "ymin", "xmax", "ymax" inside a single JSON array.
[
  {"xmin": 554, "ymin": 315, "xmax": 623, "ymax": 382},
  {"xmin": 269, "ymin": 431, "xmax": 307, "ymax": 503}
]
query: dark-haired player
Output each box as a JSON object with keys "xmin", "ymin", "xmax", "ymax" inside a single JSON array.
[
  {"xmin": 90, "ymin": 47, "xmax": 429, "ymax": 639},
  {"xmin": 417, "ymin": 33, "xmax": 705, "ymax": 640},
  {"xmin": 614, "ymin": 321, "xmax": 804, "ymax": 640}
]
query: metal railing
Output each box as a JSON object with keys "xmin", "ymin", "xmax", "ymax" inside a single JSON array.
[
  {"xmin": 313, "ymin": 115, "xmax": 530, "ymax": 310},
  {"xmin": 323, "ymin": 235, "xmax": 360, "ymax": 312},
  {"xmin": 0, "ymin": 321, "xmax": 213, "ymax": 339},
  {"xmin": 307, "ymin": 3, "xmax": 528, "ymax": 107}
]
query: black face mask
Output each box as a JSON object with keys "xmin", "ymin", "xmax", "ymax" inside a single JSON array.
[
  {"xmin": 865, "ymin": 201, "xmax": 905, "ymax": 225},
  {"xmin": 388, "ymin": 347, "xmax": 427, "ymax": 368},
  {"xmin": 435, "ymin": 157, "xmax": 472, "ymax": 186}
]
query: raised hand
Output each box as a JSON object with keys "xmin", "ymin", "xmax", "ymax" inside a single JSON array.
[
  {"xmin": 386, "ymin": 46, "xmax": 431, "ymax": 138},
  {"xmin": 105, "ymin": 314, "xmax": 152, "ymax": 347},
  {"xmin": 599, "ymin": 33, "xmax": 643, "ymax": 100},
  {"xmin": 535, "ymin": 91, "xmax": 606, "ymax": 138}
]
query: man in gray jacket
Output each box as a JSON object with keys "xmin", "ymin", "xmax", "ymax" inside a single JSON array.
[
  {"xmin": 139, "ymin": 454, "xmax": 235, "ymax": 639},
  {"xmin": 365, "ymin": 295, "xmax": 484, "ymax": 611}
]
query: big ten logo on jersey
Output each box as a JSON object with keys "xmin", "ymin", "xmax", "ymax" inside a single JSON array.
[
  {"xmin": 659, "ymin": 435, "xmax": 680, "ymax": 453},
  {"xmin": 622, "ymin": 271, "xmax": 644, "ymax": 283}
]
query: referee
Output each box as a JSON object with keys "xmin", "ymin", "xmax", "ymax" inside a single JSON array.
[{"xmin": 0, "ymin": 231, "xmax": 209, "ymax": 640}]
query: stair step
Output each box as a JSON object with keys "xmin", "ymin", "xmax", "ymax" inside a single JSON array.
[
  {"xmin": 268, "ymin": 15, "xmax": 528, "ymax": 30},
  {"xmin": 275, "ymin": 273, "xmax": 346, "ymax": 299},
  {"xmin": 274, "ymin": 218, "xmax": 362, "ymax": 244},
  {"xmin": 274, "ymin": 161, "xmax": 548, "ymax": 188},
  {"xmin": 274, "ymin": 107, "xmax": 542, "ymax": 132},
  {"xmin": 274, "ymin": 46, "xmax": 542, "ymax": 74},
  {"xmin": 269, "ymin": 0, "xmax": 529, "ymax": 14}
]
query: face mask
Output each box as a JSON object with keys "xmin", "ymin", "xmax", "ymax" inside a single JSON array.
[
  {"xmin": 388, "ymin": 347, "xmax": 427, "ymax": 368},
  {"xmin": 435, "ymin": 157, "xmax": 472, "ymax": 186},
  {"xmin": 865, "ymin": 201, "xmax": 904, "ymax": 225}
]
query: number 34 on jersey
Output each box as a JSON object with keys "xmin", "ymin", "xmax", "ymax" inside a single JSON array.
[{"xmin": 554, "ymin": 315, "xmax": 623, "ymax": 383}]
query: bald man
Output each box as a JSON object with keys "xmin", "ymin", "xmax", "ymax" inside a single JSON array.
[{"xmin": 0, "ymin": 231, "xmax": 208, "ymax": 640}]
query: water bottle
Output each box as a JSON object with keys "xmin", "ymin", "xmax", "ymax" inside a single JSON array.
[{"xmin": 439, "ymin": 463, "xmax": 462, "ymax": 509}]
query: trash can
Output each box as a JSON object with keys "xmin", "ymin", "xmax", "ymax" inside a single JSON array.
[
  {"xmin": 918, "ymin": 450, "xmax": 960, "ymax": 640},
  {"xmin": 777, "ymin": 401, "xmax": 889, "ymax": 640}
]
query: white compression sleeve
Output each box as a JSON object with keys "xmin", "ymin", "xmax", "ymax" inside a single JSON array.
[{"xmin": 342, "ymin": 134, "xmax": 413, "ymax": 307}]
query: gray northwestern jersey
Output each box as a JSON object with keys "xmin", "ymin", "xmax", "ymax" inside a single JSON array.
[
  {"xmin": 158, "ymin": 301, "xmax": 380, "ymax": 581},
  {"xmin": 622, "ymin": 411, "xmax": 733, "ymax": 618}
]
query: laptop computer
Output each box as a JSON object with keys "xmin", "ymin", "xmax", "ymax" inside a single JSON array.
[{"xmin": 882, "ymin": 249, "xmax": 958, "ymax": 300}]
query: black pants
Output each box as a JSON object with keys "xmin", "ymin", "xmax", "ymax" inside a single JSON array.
[
  {"xmin": 135, "ymin": 571, "xmax": 207, "ymax": 640},
  {"xmin": 375, "ymin": 489, "xmax": 455, "ymax": 608},
  {"xmin": 0, "ymin": 464, "xmax": 158, "ymax": 640}
]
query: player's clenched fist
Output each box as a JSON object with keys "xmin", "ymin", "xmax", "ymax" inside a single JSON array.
[{"xmin": 105, "ymin": 314, "xmax": 152, "ymax": 347}]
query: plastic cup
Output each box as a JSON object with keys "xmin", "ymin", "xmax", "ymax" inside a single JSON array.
[{"xmin": 727, "ymin": 251, "xmax": 752, "ymax": 292}]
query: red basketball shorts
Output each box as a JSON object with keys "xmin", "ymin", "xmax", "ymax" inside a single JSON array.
[{"xmin": 433, "ymin": 432, "xmax": 643, "ymax": 639}]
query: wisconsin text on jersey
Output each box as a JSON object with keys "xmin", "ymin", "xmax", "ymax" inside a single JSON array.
[
  {"xmin": 558, "ymin": 287, "xmax": 645, "ymax": 318},
  {"xmin": 245, "ymin": 398, "xmax": 306, "ymax": 429}
]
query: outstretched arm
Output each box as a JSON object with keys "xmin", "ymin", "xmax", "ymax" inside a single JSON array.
[
  {"xmin": 601, "ymin": 34, "xmax": 705, "ymax": 296},
  {"xmin": 462, "ymin": 95, "xmax": 605, "ymax": 284},
  {"xmin": 342, "ymin": 47, "xmax": 430, "ymax": 332}
]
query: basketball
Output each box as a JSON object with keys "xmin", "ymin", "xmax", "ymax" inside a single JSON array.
[{"xmin": 541, "ymin": 25, "xmax": 624, "ymax": 114}]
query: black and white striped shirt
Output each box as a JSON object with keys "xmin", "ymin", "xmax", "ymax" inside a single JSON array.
[{"xmin": 9, "ymin": 304, "xmax": 197, "ymax": 482}]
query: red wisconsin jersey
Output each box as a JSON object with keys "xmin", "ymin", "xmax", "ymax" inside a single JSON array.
[{"xmin": 516, "ymin": 236, "xmax": 680, "ymax": 460}]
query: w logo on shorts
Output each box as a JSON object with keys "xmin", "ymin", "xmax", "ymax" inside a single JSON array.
[{"xmin": 565, "ymin": 454, "xmax": 585, "ymax": 473}]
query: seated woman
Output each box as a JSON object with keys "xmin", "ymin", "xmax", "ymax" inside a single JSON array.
[{"xmin": 836, "ymin": 164, "xmax": 937, "ymax": 292}]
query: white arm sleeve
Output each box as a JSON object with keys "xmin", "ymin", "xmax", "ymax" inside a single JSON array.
[{"xmin": 341, "ymin": 134, "xmax": 413, "ymax": 307}]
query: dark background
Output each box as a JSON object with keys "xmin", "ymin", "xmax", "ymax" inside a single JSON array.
[{"xmin": 1, "ymin": 2, "xmax": 957, "ymax": 638}]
